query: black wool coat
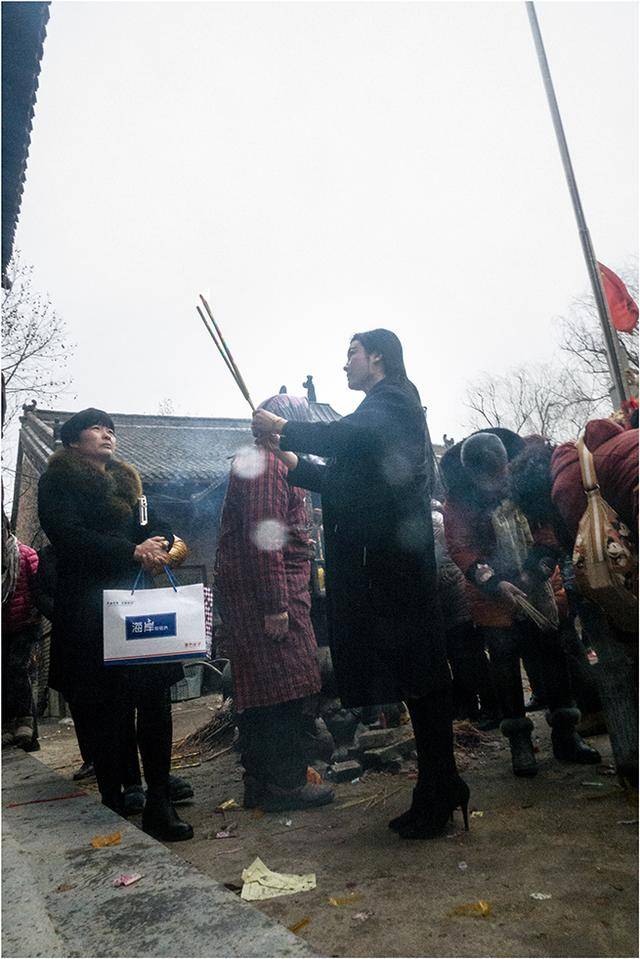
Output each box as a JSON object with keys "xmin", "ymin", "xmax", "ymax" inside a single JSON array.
[
  {"xmin": 37, "ymin": 448, "xmax": 182, "ymax": 704},
  {"xmin": 281, "ymin": 378, "xmax": 450, "ymax": 707}
]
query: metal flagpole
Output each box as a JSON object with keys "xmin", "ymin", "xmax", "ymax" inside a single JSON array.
[{"xmin": 525, "ymin": 1, "xmax": 629, "ymax": 406}]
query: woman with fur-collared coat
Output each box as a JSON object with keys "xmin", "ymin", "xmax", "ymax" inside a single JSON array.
[{"xmin": 37, "ymin": 408, "xmax": 192, "ymax": 841}]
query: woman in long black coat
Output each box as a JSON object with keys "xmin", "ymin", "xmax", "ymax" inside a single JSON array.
[
  {"xmin": 253, "ymin": 329, "xmax": 469, "ymax": 839},
  {"xmin": 38, "ymin": 408, "xmax": 192, "ymax": 841}
]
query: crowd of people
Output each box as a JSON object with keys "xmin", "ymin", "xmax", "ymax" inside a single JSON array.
[{"xmin": 2, "ymin": 328, "xmax": 637, "ymax": 846}]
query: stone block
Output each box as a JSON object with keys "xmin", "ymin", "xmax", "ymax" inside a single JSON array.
[
  {"xmin": 355, "ymin": 727, "xmax": 403, "ymax": 751},
  {"xmin": 362, "ymin": 747, "xmax": 403, "ymax": 772},
  {"xmin": 327, "ymin": 760, "xmax": 363, "ymax": 783},
  {"xmin": 362, "ymin": 733, "xmax": 415, "ymax": 770}
]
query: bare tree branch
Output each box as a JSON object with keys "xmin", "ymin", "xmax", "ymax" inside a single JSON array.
[{"xmin": 1, "ymin": 252, "xmax": 75, "ymax": 427}]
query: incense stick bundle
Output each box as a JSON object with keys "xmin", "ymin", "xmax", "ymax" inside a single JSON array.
[
  {"xmin": 514, "ymin": 594, "xmax": 558, "ymax": 632},
  {"xmin": 197, "ymin": 294, "xmax": 256, "ymax": 412},
  {"xmin": 196, "ymin": 306, "xmax": 238, "ymax": 382}
]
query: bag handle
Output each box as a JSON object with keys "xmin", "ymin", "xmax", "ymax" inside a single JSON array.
[
  {"xmin": 576, "ymin": 436, "xmax": 599, "ymax": 493},
  {"xmin": 130, "ymin": 564, "xmax": 179, "ymax": 594},
  {"xmin": 131, "ymin": 568, "xmax": 145, "ymax": 594},
  {"xmin": 162, "ymin": 564, "xmax": 179, "ymax": 592}
]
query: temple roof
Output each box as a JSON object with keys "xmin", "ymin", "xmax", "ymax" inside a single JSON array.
[
  {"xmin": 2, "ymin": 2, "xmax": 50, "ymax": 278},
  {"xmin": 18, "ymin": 403, "xmax": 343, "ymax": 486}
]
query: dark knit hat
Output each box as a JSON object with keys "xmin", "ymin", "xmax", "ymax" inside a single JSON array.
[
  {"xmin": 59, "ymin": 408, "xmax": 115, "ymax": 447},
  {"xmin": 461, "ymin": 431, "xmax": 508, "ymax": 475}
]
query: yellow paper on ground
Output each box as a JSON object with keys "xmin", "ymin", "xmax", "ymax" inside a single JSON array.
[
  {"xmin": 241, "ymin": 856, "xmax": 316, "ymax": 901},
  {"xmin": 90, "ymin": 831, "xmax": 122, "ymax": 849}
]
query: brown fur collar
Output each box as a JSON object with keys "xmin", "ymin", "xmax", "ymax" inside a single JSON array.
[{"xmin": 45, "ymin": 448, "xmax": 143, "ymax": 526}]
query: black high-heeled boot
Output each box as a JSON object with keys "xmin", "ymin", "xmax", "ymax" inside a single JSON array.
[
  {"xmin": 394, "ymin": 693, "xmax": 470, "ymax": 840},
  {"xmin": 142, "ymin": 787, "xmax": 194, "ymax": 842},
  {"xmin": 388, "ymin": 786, "xmax": 422, "ymax": 832},
  {"xmin": 398, "ymin": 776, "xmax": 470, "ymax": 840}
]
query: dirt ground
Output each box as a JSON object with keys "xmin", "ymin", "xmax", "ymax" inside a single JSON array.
[{"xmin": 34, "ymin": 696, "xmax": 638, "ymax": 959}]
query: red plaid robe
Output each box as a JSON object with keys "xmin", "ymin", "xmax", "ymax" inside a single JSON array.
[{"xmin": 216, "ymin": 450, "xmax": 321, "ymax": 710}]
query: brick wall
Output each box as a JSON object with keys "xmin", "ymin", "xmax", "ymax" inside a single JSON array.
[{"xmin": 14, "ymin": 452, "xmax": 46, "ymax": 549}]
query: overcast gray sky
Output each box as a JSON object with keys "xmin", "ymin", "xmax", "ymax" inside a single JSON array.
[{"xmin": 13, "ymin": 0, "xmax": 639, "ymax": 447}]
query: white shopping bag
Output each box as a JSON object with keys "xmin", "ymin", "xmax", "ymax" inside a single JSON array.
[{"xmin": 103, "ymin": 570, "xmax": 207, "ymax": 666}]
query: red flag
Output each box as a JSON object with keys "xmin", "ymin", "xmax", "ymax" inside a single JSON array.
[{"xmin": 597, "ymin": 262, "xmax": 638, "ymax": 333}]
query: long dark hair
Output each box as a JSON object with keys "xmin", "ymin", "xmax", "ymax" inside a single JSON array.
[
  {"xmin": 352, "ymin": 328, "xmax": 423, "ymax": 409},
  {"xmin": 508, "ymin": 436, "xmax": 558, "ymax": 527},
  {"xmin": 353, "ymin": 328, "xmax": 438, "ymax": 493}
]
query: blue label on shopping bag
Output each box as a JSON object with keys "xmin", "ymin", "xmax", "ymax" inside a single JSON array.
[{"xmin": 125, "ymin": 612, "xmax": 177, "ymax": 641}]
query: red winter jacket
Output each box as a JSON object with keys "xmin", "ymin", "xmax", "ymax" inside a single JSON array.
[
  {"xmin": 444, "ymin": 499, "xmax": 567, "ymax": 628},
  {"xmin": 551, "ymin": 420, "xmax": 639, "ymax": 550},
  {"xmin": 3, "ymin": 543, "xmax": 40, "ymax": 634}
]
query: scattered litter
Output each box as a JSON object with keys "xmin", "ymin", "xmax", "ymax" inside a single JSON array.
[
  {"xmin": 450, "ymin": 900, "xmax": 492, "ymax": 918},
  {"xmin": 530, "ymin": 892, "xmax": 552, "ymax": 901},
  {"xmin": 470, "ymin": 810, "xmax": 484, "ymax": 818},
  {"xmin": 288, "ymin": 917, "xmax": 311, "ymax": 934},
  {"xmin": 173, "ymin": 697, "xmax": 235, "ymax": 762},
  {"xmin": 306, "ymin": 767, "xmax": 322, "ymax": 784},
  {"xmin": 252, "ymin": 808, "xmax": 265, "ymax": 820},
  {"xmin": 215, "ymin": 822, "xmax": 238, "ymax": 839},
  {"xmin": 329, "ymin": 893, "xmax": 361, "ymax": 906},
  {"xmin": 581, "ymin": 781, "xmax": 607, "ymax": 787},
  {"xmin": 112, "ymin": 873, "xmax": 142, "ymax": 887},
  {"xmin": 216, "ymin": 799, "xmax": 240, "ymax": 812},
  {"xmin": 598, "ymin": 766, "xmax": 617, "ymax": 776},
  {"xmin": 352, "ymin": 910, "xmax": 374, "ymax": 923},
  {"xmin": 91, "ymin": 831, "xmax": 121, "ymax": 848},
  {"xmin": 278, "ymin": 817, "xmax": 293, "ymax": 828},
  {"xmin": 58, "ymin": 717, "xmax": 75, "ymax": 726},
  {"xmin": 241, "ymin": 857, "xmax": 316, "ymax": 901},
  {"xmin": 351, "ymin": 778, "xmax": 361, "ymax": 785},
  {"xmin": 170, "ymin": 750, "xmax": 200, "ymax": 762},
  {"xmin": 336, "ymin": 784, "xmax": 405, "ymax": 811},
  {"xmin": 55, "ymin": 883, "xmax": 76, "ymax": 893},
  {"xmin": 336, "ymin": 795, "xmax": 378, "ymax": 810},
  {"xmin": 453, "ymin": 720, "xmax": 496, "ymax": 750},
  {"xmin": 617, "ymin": 819, "xmax": 638, "ymax": 825},
  {"xmin": 458, "ymin": 861, "xmax": 468, "ymax": 871}
]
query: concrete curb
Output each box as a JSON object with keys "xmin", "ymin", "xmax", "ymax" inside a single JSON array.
[{"xmin": 2, "ymin": 751, "xmax": 316, "ymax": 958}]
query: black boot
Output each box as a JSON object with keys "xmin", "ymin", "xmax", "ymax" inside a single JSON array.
[
  {"xmin": 397, "ymin": 777, "xmax": 470, "ymax": 839},
  {"xmin": 73, "ymin": 761, "xmax": 95, "ymax": 781},
  {"xmin": 168, "ymin": 774, "xmax": 194, "ymax": 803},
  {"xmin": 395, "ymin": 693, "xmax": 470, "ymax": 840},
  {"xmin": 547, "ymin": 707, "xmax": 601, "ymax": 764},
  {"xmin": 388, "ymin": 786, "xmax": 421, "ymax": 832},
  {"xmin": 142, "ymin": 787, "xmax": 193, "ymax": 842},
  {"xmin": 101, "ymin": 789, "xmax": 124, "ymax": 816},
  {"xmin": 243, "ymin": 773, "xmax": 265, "ymax": 809},
  {"xmin": 501, "ymin": 717, "xmax": 537, "ymax": 777},
  {"xmin": 123, "ymin": 784, "xmax": 146, "ymax": 816}
]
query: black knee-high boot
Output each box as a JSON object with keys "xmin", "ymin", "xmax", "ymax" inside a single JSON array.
[{"xmin": 390, "ymin": 689, "xmax": 469, "ymax": 839}]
